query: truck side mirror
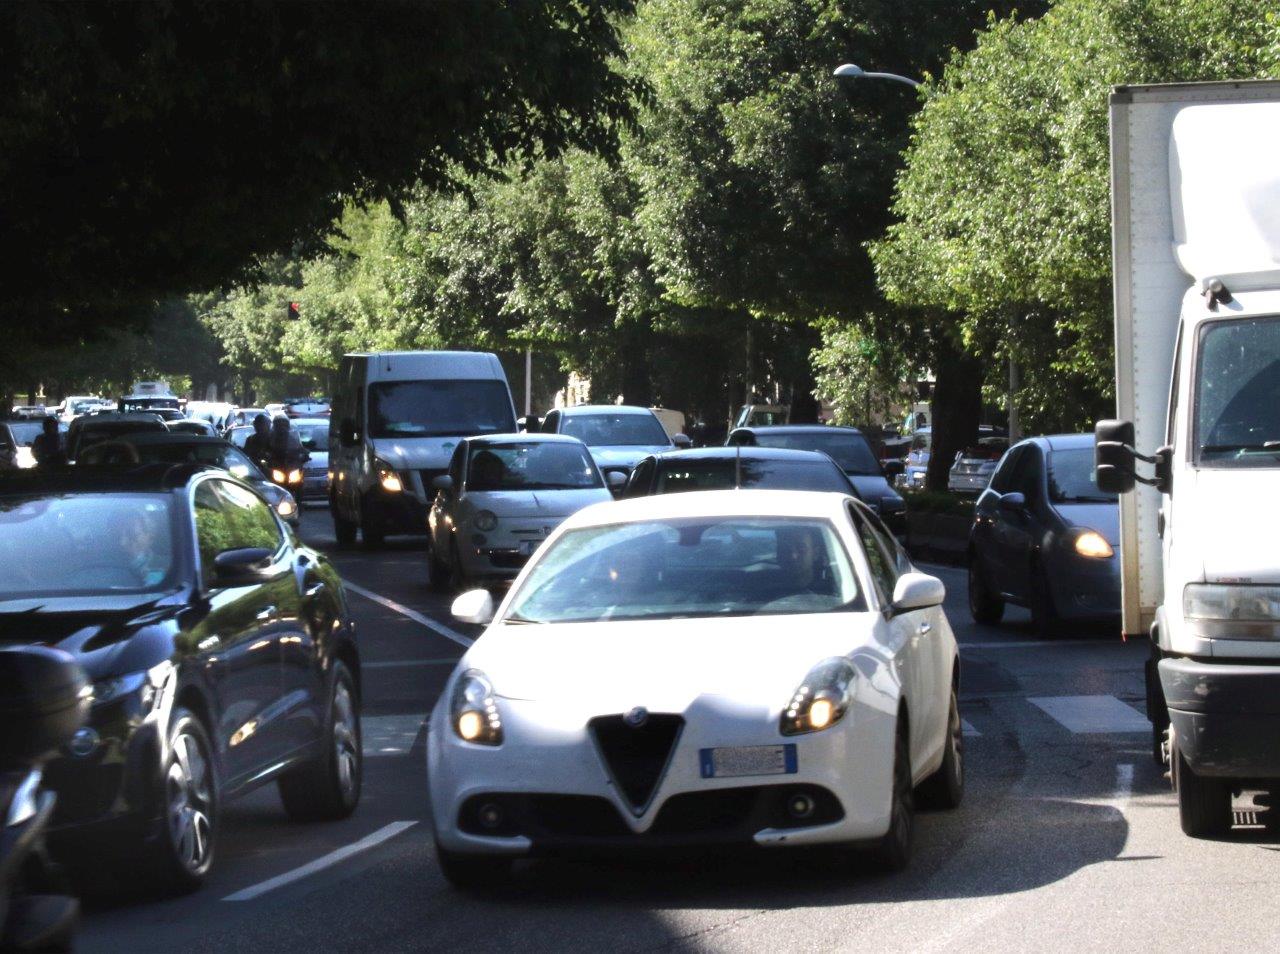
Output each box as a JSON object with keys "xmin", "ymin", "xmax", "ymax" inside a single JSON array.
[{"xmin": 1095, "ymin": 419, "xmax": 1137, "ymax": 494}]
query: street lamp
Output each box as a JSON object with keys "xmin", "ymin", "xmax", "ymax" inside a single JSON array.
[{"xmin": 832, "ymin": 63, "xmax": 921, "ymax": 90}]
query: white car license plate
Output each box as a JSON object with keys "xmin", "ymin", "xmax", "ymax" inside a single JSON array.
[{"xmin": 699, "ymin": 744, "xmax": 797, "ymax": 779}]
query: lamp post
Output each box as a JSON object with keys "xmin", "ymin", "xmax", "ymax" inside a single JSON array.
[{"xmin": 832, "ymin": 63, "xmax": 921, "ymax": 90}]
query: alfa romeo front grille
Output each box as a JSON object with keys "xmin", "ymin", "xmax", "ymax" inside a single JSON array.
[{"xmin": 589, "ymin": 713, "xmax": 683, "ymax": 814}]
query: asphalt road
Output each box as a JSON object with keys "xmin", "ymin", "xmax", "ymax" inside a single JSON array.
[{"xmin": 77, "ymin": 507, "xmax": 1280, "ymax": 953}]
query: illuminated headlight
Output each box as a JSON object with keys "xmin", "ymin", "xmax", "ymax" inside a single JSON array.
[
  {"xmin": 473, "ymin": 510, "xmax": 498, "ymax": 532},
  {"xmin": 451, "ymin": 670, "xmax": 503, "ymax": 745},
  {"xmin": 375, "ymin": 458, "xmax": 403, "ymax": 493},
  {"xmin": 276, "ymin": 495, "xmax": 298, "ymax": 518},
  {"xmin": 1185, "ymin": 584, "xmax": 1280, "ymax": 622},
  {"xmin": 780, "ymin": 658, "xmax": 855, "ymax": 736},
  {"xmin": 271, "ymin": 468, "xmax": 287, "ymax": 483},
  {"xmin": 1073, "ymin": 530, "xmax": 1113, "ymax": 559},
  {"xmin": 287, "ymin": 469, "xmax": 303, "ymax": 484}
]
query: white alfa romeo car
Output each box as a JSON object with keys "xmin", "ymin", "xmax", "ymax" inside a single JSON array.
[{"xmin": 427, "ymin": 490, "xmax": 962, "ymax": 887}]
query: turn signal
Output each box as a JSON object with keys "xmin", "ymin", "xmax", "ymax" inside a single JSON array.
[{"xmin": 1074, "ymin": 530, "xmax": 1113, "ymax": 559}]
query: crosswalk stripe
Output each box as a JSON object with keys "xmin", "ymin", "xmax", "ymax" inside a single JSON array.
[{"xmin": 1028, "ymin": 694, "xmax": 1149, "ymax": 734}]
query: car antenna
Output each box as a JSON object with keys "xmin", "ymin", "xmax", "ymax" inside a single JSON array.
[{"xmin": 735, "ymin": 442, "xmax": 742, "ymax": 490}]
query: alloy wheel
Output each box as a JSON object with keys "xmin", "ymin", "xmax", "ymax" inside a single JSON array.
[
  {"xmin": 332, "ymin": 681, "xmax": 360, "ymax": 801},
  {"xmin": 166, "ymin": 730, "xmax": 214, "ymax": 874}
]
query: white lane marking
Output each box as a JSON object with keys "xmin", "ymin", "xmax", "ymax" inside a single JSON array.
[
  {"xmin": 223, "ymin": 821, "xmax": 418, "ymax": 901},
  {"xmin": 343, "ymin": 581, "xmax": 473, "ymax": 647},
  {"xmin": 961, "ymin": 719, "xmax": 981, "ymax": 737},
  {"xmin": 961, "ymin": 639, "xmax": 1114, "ymax": 650},
  {"xmin": 363, "ymin": 713, "xmax": 427, "ymax": 757},
  {"xmin": 364, "ymin": 658, "xmax": 460, "ymax": 669},
  {"xmin": 1029, "ymin": 694, "xmax": 1149, "ymax": 734}
]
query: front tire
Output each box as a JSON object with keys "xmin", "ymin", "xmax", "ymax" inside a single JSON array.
[
  {"xmin": 141, "ymin": 707, "xmax": 218, "ymax": 893},
  {"xmin": 967, "ymin": 555, "xmax": 1004, "ymax": 625},
  {"xmin": 869, "ymin": 717, "xmax": 914, "ymax": 872},
  {"xmin": 278, "ymin": 662, "xmax": 362, "ymax": 822},
  {"xmin": 427, "ymin": 536, "xmax": 451, "ymax": 593},
  {"xmin": 1173, "ymin": 743, "xmax": 1231, "ymax": 838},
  {"xmin": 436, "ymin": 845, "xmax": 511, "ymax": 892},
  {"xmin": 917, "ymin": 685, "xmax": 964, "ymax": 810}
]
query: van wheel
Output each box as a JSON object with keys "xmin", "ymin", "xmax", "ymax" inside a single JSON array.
[
  {"xmin": 967, "ymin": 556, "xmax": 1004, "ymax": 625},
  {"xmin": 1173, "ymin": 743, "xmax": 1231, "ymax": 838},
  {"xmin": 360, "ymin": 498, "xmax": 385, "ymax": 550}
]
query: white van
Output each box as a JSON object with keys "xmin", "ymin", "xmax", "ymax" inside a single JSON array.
[{"xmin": 329, "ymin": 351, "xmax": 517, "ymax": 547}]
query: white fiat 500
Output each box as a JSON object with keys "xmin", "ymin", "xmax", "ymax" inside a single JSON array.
[
  {"xmin": 427, "ymin": 490, "xmax": 962, "ymax": 887},
  {"xmin": 427, "ymin": 434, "xmax": 614, "ymax": 589}
]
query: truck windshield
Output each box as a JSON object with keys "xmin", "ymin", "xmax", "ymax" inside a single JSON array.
[
  {"xmin": 1196, "ymin": 315, "xmax": 1280, "ymax": 467},
  {"xmin": 368, "ymin": 380, "xmax": 515, "ymax": 439}
]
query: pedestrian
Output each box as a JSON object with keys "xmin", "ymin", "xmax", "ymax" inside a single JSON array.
[{"xmin": 31, "ymin": 416, "xmax": 67, "ymax": 468}]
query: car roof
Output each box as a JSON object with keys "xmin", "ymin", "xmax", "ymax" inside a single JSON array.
[
  {"xmin": 112, "ymin": 433, "xmax": 231, "ymax": 447},
  {"xmin": 651, "ymin": 446, "xmax": 838, "ymax": 464},
  {"xmin": 559, "ymin": 405, "xmax": 655, "ymax": 417},
  {"xmin": 1039, "ymin": 433, "xmax": 1096, "ymax": 451},
  {"xmin": 0, "ymin": 463, "xmax": 214, "ymax": 495},
  {"xmin": 733, "ymin": 424, "xmax": 865, "ymax": 436},
  {"xmin": 562, "ymin": 489, "xmax": 855, "ymax": 531},
  {"xmin": 469, "ymin": 433, "xmax": 586, "ymax": 447}
]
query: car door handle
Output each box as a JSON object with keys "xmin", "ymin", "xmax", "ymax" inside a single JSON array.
[
  {"xmin": 256, "ymin": 605, "xmax": 278, "ymax": 621},
  {"xmin": 918, "ymin": 621, "xmax": 932, "ymax": 635}
]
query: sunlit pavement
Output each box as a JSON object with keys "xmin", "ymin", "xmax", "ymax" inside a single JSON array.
[{"xmin": 77, "ymin": 507, "xmax": 1280, "ymax": 953}]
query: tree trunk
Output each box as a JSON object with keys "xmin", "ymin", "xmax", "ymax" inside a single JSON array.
[{"xmin": 926, "ymin": 339, "xmax": 982, "ymax": 492}]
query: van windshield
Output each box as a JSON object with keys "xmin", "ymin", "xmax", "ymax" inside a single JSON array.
[
  {"xmin": 368, "ymin": 380, "xmax": 515, "ymax": 439},
  {"xmin": 1196, "ymin": 315, "xmax": 1280, "ymax": 468}
]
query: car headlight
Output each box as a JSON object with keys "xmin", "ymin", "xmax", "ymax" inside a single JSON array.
[
  {"xmin": 277, "ymin": 495, "xmax": 298, "ymax": 518},
  {"xmin": 451, "ymin": 670, "xmax": 503, "ymax": 745},
  {"xmin": 287, "ymin": 468, "xmax": 303, "ymax": 484},
  {"xmin": 473, "ymin": 510, "xmax": 498, "ymax": 532},
  {"xmin": 271, "ymin": 468, "xmax": 287, "ymax": 483},
  {"xmin": 375, "ymin": 458, "xmax": 403, "ymax": 493},
  {"xmin": 1073, "ymin": 530, "xmax": 1113, "ymax": 559},
  {"xmin": 780, "ymin": 658, "xmax": 855, "ymax": 736},
  {"xmin": 92, "ymin": 662, "xmax": 171, "ymax": 710},
  {"xmin": 1185, "ymin": 583, "xmax": 1280, "ymax": 623}
]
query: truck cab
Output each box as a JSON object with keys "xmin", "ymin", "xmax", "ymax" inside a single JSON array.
[{"xmin": 1096, "ymin": 82, "xmax": 1280, "ymax": 837}]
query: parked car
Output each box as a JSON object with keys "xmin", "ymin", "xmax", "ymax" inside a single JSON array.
[
  {"xmin": 429, "ymin": 490, "xmax": 961, "ymax": 888},
  {"xmin": 727, "ymin": 425, "xmax": 906, "ymax": 534},
  {"xmin": 539, "ymin": 405, "xmax": 677, "ymax": 487},
  {"xmin": 0, "ymin": 465, "xmax": 361, "ymax": 892},
  {"xmin": 0, "ymin": 419, "xmax": 44, "ymax": 469},
  {"xmin": 622, "ymin": 446, "xmax": 858, "ymax": 497},
  {"xmin": 947, "ymin": 437, "xmax": 1010, "ymax": 494},
  {"xmin": 967, "ymin": 434, "xmax": 1119, "ymax": 634},
  {"xmin": 224, "ymin": 408, "xmax": 267, "ymax": 431},
  {"xmin": 59, "ymin": 396, "xmax": 107, "ymax": 422},
  {"xmin": 427, "ymin": 434, "xmax": 612, "ymax": 590},
  {"xmin": 77, "ymin": 433, "xmax": 300, "ymax": 527},
  {"xmin": 167, "ymin": 419, "xmax": 220, "ymax": 437},
  {"xmin": 291, "ymin": 417, "xmax": 331, "ymax": 502},
  {"xmin": 66, "ymin": 413, "xmax": 168, "ymax": 462}
]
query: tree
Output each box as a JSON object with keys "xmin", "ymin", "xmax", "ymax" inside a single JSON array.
[{"xmin": 0, "ymin": 0, "xmax": 641, "ymax": 339}]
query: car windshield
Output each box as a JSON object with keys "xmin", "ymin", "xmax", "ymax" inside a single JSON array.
[
  {"xmin": 1196, "ymin": 315, "xmax": 1280, "ymax": 467},
  {"xmin": 6, "ymin": 422, "xmax": 42, "ymax": 446},
  {"xmin": 750, "ymin": 432, "xmax": 881, "ymax": 475},
  {"xmin": 1047, "ymin": 447, "xmax": 1116, "ymax": 503},
  {"xmin": 468, "ymin": 442, "xmax": 601, "ymax": 491},
  {"xmin": 0, "ymin": 493, "xmax": 178, "ymax": 597},
  {"xmin": 133, "ymin": 443, "xmax": 265, "ymax": 481},
  {"xmin": 293, "ymin": 423, "xmax": 329, "ymax": 450},
  {"xmin": 559, "ymin": 412, "xmax": 669, "ymax": 447},
  {"xmin": 654, "ymin": 457, "xmax": 851, "ymax": 494},
  {"xmin": 506, "ymin": 517, "xmax": 863, "ymax": 623},
  {"xmin": 368, "ymin": 380, "xmax": 515, "ymax": 438}
]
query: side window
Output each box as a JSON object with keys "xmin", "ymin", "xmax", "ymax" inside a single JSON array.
[
  {"xmin": 1012, "ymin": 446, "xmax": 1043, "ymax": 501},
  {"xmin": 448, "ymin": 442, "xmax": 467, "ymax": 488},
  {"xmin": 862, "ymin": 504, "xmax": 912, "ymax": 575},
  {"xmin": 194, "ymin": 480, "xmax": 283, "ymax": 588},
  {"xmin": 988, "ymin": 446, "xmax": 1023, "ymax": 494},
  {"xmin": 848, "ymin": 503, "xmax": 898, "ymax": 604}
]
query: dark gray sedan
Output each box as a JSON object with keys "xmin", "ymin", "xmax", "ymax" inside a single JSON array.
[{"xmin": 967, "ymin": 433, "xmax": 1119, "ymax": 634}]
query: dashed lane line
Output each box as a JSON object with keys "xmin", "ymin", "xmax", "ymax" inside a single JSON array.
[
  {"xmin": 342, "ymin": 581, "xmax": 474, "ymax": 648},
  {"xmin": 222, "ymin": 821, "xmax": 419, "ymax": 902}
]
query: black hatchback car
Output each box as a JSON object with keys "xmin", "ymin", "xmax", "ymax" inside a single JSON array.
[
  {"xmin": 0, "ymin": 465, "xmax": 361, "ymax": 892},
  {"xmin": 621, "ymin": 446, "xmax": 856, "ymax": 496}
]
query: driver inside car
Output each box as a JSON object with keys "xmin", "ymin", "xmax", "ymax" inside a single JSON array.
[{"xmin": 113, "ymin": 506, "xmax": 171, "ymax": 587}]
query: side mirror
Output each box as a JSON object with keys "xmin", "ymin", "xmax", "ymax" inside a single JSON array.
[
  {"xmin": 882, "ymin": 459, "xmax": 905, "ymax": 479},
  {"xmin": 213, "ymin": 547, "xmax": 274, "ymax": 584},
  {"xmin": 606, "ymin": 471, "xmax": 628, "ymax": 493},
  {"xmin": 338, "ymin": 417, "xmax": 359, "ymax": 448},
  {"xmin": 431, "ymin": 474, "xmax": 454, "ymax": 493},
  {"xmin": 672, "ymin": 434, "xmax": 692, "ymax": 450},
  {"xmin": 891, "ymin": 572, "xmax": 945, "ymax": 613},
  {"xmin": 998, "ymin": 491, "xmax": 1026, "ymax": 513},
  {"xmin": 451, "ymin": 588, "xmax": 495, "ymax": 626},
  {"xmin": 522, "ymin": 415, "xmax": 542, "ymax": 433},
  {"xmin": 1094, "ymin": 419, "xmax": 1137, "ymax": 494}
]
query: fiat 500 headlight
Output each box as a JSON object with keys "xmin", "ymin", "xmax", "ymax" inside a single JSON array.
[
  {"xmin": 451, "ymin": 670, "xmax": 503, "ymax": 745},
  {"xmin": 473, "ymin": 510, "xmax": 498, "ymax": 532},
  {"xmin": 780, "ymin": 658, "xmax": 855, "ymax": 736}
]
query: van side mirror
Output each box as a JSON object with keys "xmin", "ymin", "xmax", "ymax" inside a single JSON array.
[
  {"xmin": 1095, "ymin": 419, "xmax": 1137, "ymax": 494},
  {"xmin": 338, "ymin": 417, "xmax": 359, "ymax": 447}
]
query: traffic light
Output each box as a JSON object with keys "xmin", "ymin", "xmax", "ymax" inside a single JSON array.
[{"xmin": 287, "ymin": 301, "xmax": 301, "ymax": 321}]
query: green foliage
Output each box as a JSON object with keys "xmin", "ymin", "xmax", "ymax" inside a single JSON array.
[
  {"xmin": 811, "ymin": 321, "xmax": 915, "ymax": 425},
  {"xmin": 872, "ymin": 0, "xmax": 1280, "ymax": 433}
]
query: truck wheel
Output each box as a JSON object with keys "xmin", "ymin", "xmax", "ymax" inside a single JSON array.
[
  {"xmin": 360, "ymin": 497, "xmax": 385, "ymax": 550},
  {"xmin": 1029, "ymin": 563, "xmax": 1062, "ymax": 637},
  {"xmin": 1173, "ymin": 744, "xmax": 1231, "ymax": 838},
  {"xmin": 967, "ymin": 556, "xmax": 1004, "ymax": 625}
]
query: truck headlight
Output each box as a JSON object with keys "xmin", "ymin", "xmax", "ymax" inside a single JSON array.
[
  {"xmin": 451, "ymin": 670, "xmax": 503, "ymax": 745},
  {"xmin": 780, "ymin": 658, "xmax": 855, "ymax": 736},
  {"xmin": 1073, "ymin": 530, "xmax": 1113, "ymax": 559},
  {"xmin": 1185, "ymin": 584, "xmax": 1280, "ymax": 623}
]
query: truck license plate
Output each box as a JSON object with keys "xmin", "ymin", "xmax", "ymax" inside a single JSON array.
[{"xmin": 699, "ymin": 744, "xmax": 797, "ymax": 779}]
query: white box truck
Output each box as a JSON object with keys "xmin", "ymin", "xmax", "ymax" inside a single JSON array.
[{"xmin": 1096, "ymin": 80, "xmax": 1280, "ymax": 837}]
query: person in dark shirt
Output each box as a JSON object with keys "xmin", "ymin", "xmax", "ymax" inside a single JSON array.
[
  {"xmin": 242, "ymin": 414, "xmax": 272, "ymax": 467},
  {"xmin": 31, "ymin": 417, "xmax": 67, "ymax": 468}
]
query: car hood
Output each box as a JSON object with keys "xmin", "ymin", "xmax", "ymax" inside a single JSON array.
[
  {"xmin": 846, "ymin": 474, "xmax": 899, "ymax": 505},
  {"xmin": 465, "ymin": 488, "xmax": 612, "ymax": 518},
  {"xmin": 372, "ymin": 437, "xmax": 464, "ymax": 472},
  {"xmin": 1052, "ymin": 501, "xmax": 1120, "ymax": 546},
  {"xmin": 462, "ymin": 614, "xmax": 882, "ymax": 713},
  {"xmin": 1185, "ymin": 468, "xmax": 1280, "ymax": 584},
  {"xmin": 588, "ymin": 446, "xmax": 669, "ymax": 469},
  {"xmin": 0, "ymin": 595, "xmax": 181, "ymax": 679}
]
